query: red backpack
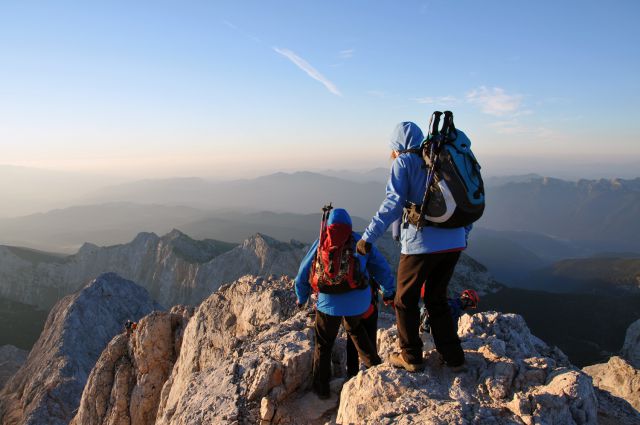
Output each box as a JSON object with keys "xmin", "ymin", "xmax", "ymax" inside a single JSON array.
[{"xmin": 309, "ymin": 205, "xmax": 367, "ymax": 294}]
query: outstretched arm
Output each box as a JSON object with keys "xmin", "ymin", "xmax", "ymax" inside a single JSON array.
[
  {"xmin": 362, "ymin": 158, "xmax": 409, "ymax": 245},
  {"xmin": 294, "ymin": 239, "xmax": 319, "ymax": 305}
]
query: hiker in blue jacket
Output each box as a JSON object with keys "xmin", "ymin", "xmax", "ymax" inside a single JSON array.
[
  {"xmin": 356, "ymin": 122, "xmax": 472, "ymax": 372},
  {"xmin": 296, "ymin": 208, "xmax": 395, "ymax": 398}
]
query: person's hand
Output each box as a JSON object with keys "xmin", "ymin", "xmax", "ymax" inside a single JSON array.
[
  {"xmin": 383, "ymin": 292, "xmax": 395, "ymax": 308},
  {"xmin": 296, "ymin": 300, "xmax": 306, "ymax": 310},
  {"xmin": 356, "ymin": 239, "xmax": 372, "ymax": 255}
]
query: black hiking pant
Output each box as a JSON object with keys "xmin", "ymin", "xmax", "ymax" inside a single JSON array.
[
  {"xmin": 395, "ymin": 251, "xmax": 464, "ymax": 366},
  {"xmin": 313, "ymin": 310, "xmax": 381, "ymax": 395},
  {"xmin": 346, "ymin": 306, "xmax": 378, "ymax": 377}
]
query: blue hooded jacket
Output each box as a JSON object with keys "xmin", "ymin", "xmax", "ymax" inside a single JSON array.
[
  {"xmin": 295, "ymin": 208, "xmax": 395, "ymax": 316},
  {"xmin": 362, "ymin": 122, "xmax": 471, "ymax": 254}
]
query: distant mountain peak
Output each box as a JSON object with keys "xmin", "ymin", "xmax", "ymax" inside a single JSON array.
[{"xmin": 244, "ymin": 233, "xmax": 305, "ymax": 251}]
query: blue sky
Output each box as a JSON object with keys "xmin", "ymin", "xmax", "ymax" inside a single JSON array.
[{"xmin": 1, "ymin": 0, "xmax": 639, "ymax": 177}]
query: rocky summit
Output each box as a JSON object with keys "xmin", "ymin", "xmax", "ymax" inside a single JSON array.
[
  {"xmin": 68, "ymin": 275, "xmax": 639, "ymax": 425},
  {"xmin": 0, "ymin": 273, "xmax": 161, "ymax": 425}
]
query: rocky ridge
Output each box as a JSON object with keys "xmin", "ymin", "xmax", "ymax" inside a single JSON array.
[
  {"xmin": 582, "ymin": 356, "xmax": 640, "ymax": 424},
  {"xmin": 0, "ymin": 345, "xmax": 27, "ymax": 389},
  {"xmin": 0, "ymin": 230, "xmax": 305, "ymax": 308},
  {"xmin": 70, "ymin": 306, "xmax": 193, "ymax": 425},
  {"xmin": 71, "ymin": 275, "xmax": 637, "ymax": 425},
  {"xmin": 0, "ymin": 230, "xmax": 501, "ymax": 312},
  {"xmin": 0, "ymin": 273, "xmax": 161, "ymax": 425}
]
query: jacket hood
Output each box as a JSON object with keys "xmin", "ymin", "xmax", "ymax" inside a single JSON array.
[
  {"xmin": 327, "ymin": 208, "xmax": 352, "ymax": 227},
  {"xmin": 389, "ymin": 122, "xmax": 424, "ymax": 152}
]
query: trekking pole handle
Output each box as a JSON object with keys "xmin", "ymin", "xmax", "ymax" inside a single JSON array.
[
  {"xmin": 442, "ymin": 111, "xmax": 456, "ymax": 140},
  {"xmin": 428, "ymin": 111, "xmax": 443, "ymax": 137}
]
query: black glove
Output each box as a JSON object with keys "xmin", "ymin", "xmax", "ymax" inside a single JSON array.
[
  {"xmin": 356, "ymin": 239, "xmax": 372, "ymax": 255},
  {"xmin": 296, "ymin": 301, "xmax": 306, "ymax": 310}
]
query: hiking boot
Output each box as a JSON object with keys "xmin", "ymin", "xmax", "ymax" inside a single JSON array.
[{"xmin": 388, "ymin": 352, "xmax": 425, "ymax": 373}]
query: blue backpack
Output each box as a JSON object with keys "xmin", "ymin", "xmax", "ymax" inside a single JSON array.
[{"xmin": 405, "ymin": 111, "xmax": 485, "ymax": 228}]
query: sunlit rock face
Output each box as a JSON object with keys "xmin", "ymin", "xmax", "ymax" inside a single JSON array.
[
  {"xmin": 71, "ymin": 274, "xmax": 639, "ymax": 425},
  {"xmin": 0, "ymin": 273, "xmax": 161, "ymax": 425}
]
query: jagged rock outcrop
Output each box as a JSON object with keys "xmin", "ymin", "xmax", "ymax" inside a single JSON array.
[
  {"xmin": 70, "ymin": 306, "xmax": 193, "ymax": 425},
  {"xmin": 338, "ymin": 312, "xmax": 598, "ymax": 425},
  {"xmin": 582, "ymin": 356, "xmax": 640, "ymax": 423},
  {"xmin": 0, "ymin": 230, "xmax": 305, "ymax": 308},
  {"xmin": 75, "ymin": 275, "xmax": 623, "ymax": 425},
  {"xmin": 0, "ymin": 345, "xmax": 28, "ymax": 389},
  {"xmin": 155, "ymin": 275, "xmax": 307, "ymax": 424},
  {"xmin": 622, "ymin": 318, "xmax": 640, "ymax": 368},
  {"xmin": 0, "ymin": 273, "xmax": 161, "ymax": 425}
]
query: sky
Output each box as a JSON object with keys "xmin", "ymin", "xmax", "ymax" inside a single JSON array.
[{"xmin": 1, "ymin": 0, "xmax": 639, "ymax": 178}]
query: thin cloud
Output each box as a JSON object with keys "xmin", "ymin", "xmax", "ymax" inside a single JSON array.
[
  {"xmin": 273, "ymin": 47, "xmax": 342, "ymax": 96},
  {"xmin": 222, "ymin": 19, "xmax": 262, "ymax": 44},
  {"xmin": 466, "ymin": 86, "xmax": 522, "ymax": 116},
  {"xmin": 339, "ymin": 49, "xmax": 355, "ymax": 59}
]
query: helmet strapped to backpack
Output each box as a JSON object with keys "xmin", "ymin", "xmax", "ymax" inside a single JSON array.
[
  {"xmin": 460, "ymin": 289, "xmax": 480, "ymax": 309},
  {"xmin": 310, "ymin": 205, "xmax": 368, "ymax": 294},
  {"xmin": 404, "ymin": 111, "xmax": 485, "ymax": 228}
]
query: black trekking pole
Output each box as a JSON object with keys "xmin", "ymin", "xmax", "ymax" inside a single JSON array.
[
  {"xmin": 416, "ymin": 112, "xmax": 446, "ymax": 231},
  {"xmin": 318, "ymin": 203, "xmax": 333, "ymax": 247},
  {"xmin": 441, "ymin": 110, "xmax": 457, "ymax": 141}
]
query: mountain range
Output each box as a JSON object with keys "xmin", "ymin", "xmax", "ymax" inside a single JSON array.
[
  {"xmin": 3, "ymin": 172, "xmax": 640, "ymax": 258},
  {"xmin": 0, "ymin": 230, "xmax": 302, "ymax": 309},
  {"xmin": 483, "ymin": 177, "xmax": 640, "ymax": 251}
]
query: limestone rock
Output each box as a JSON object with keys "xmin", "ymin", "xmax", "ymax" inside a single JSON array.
[
  {"xmin": 337, "ymin": 312, "xmax": 598, "ymax": 425},
  {"xmin": 622, "ymin": 318, "xmax": 640, "ymax": 368},
  {"xmin": 0, "ymin": 231, "xmax": 306, "ymax": 309},
  {"xmin": 63, "ymin": 275, "xmax": 616, "ymax": 425},
  {"xmin": 587, "ymin": 386, "xmax": 640, "ymax": 425},
  {"xmin": 155, "ymin": 275, "xmax": 319, "ymax": 425},
  {"xmin": 0, "ymin": 273, "xmax": 161, "ymax": 425},
  {"xmin": 583, "ymin": 356, "xmax": 640, "ymax": 417},
  {"xmin": 71, "ymin": 307, "xmax": 192, "ymax": 425},
  {"xmin": 0, "ymin": 345, "xmax": 28, "ymax": 389}
]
